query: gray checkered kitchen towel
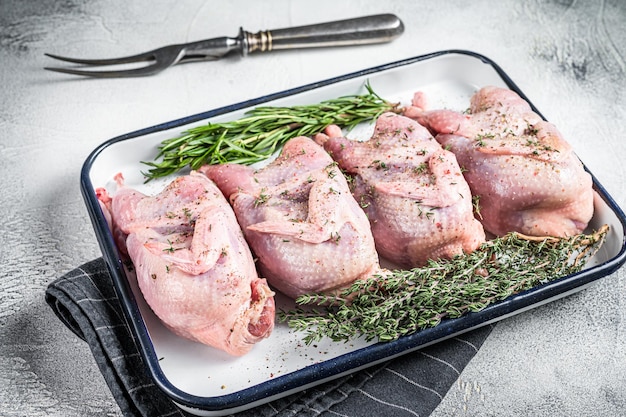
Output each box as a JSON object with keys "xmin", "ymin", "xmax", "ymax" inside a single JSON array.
[{"xmin": 45, "ymin": 258, "xmax": 493, "ymax": 417}]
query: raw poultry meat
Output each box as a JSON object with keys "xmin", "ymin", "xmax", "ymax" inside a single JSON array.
[
  {"xmin": 200, "ymin": 136, "xmax": 379, "ymax": 299},
  {"xmin": 408, "ymin": 86, "xmax": 594, "ymax": 237},
  {"xmin": 317, "ymin": 112, "xmax": 485, "ymax": 267},
  {"xmin": 97, "ymin": 172, "xmax": 275, "ymax": 356}
]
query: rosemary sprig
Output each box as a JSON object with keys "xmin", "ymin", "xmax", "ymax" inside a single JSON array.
[
  {"xmin": 142, "ymin": 83, "xmax": 399, "ymax": 179},
  {"xmin": 279, "ymin": 225, "xmax": 609, "ymax": 344}
]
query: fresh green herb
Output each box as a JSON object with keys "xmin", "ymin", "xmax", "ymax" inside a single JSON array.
[
  {"xmin": 254, "ymin": 188, "xmax": 270, "ymax": 207},
  {"xmin": 325, "ymin": 162, "xmax": 339, "ymax": 178},
  {"xmin": 414, "ymin": 203, "xmax": 435, "ymax": 220},
  {"xmin": 142, "ymin": 83, "xmax": 399, "ymax": 180},
  {"xmin": 371, "ymin": 159, "xmax": 389, "ymax": 171},
  {"xmin": 475, "ymin": 133, "xmax": 495, "ymax": 147},
  {"xmin": 163, "ymin": 239, "xmax": 177, "ymax": 253},
  {"xmin": 412, "ymin": 162, "xmax": 428, "ymax": 174},
  {"xmin": 472, "ymin": 195, "xmax": 482, "ymax": 219},
  {"xmin": 279, "ymin": 226, "xmax": 608, "ymax": 344}
]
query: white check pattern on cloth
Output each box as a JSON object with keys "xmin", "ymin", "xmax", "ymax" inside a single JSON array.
[{"xmin": 45, "ymin": 258, "xmax": 493, "ymax": 417}]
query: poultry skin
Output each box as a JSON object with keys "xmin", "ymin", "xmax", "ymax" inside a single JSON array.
[
  {"xmin": 200, "ymin": 136, "xmax": 380, "ymax": 299},
  {"xmin": 97, "ymin": 172, "xmax": 275, "ymax": 356},
  {"xmin": 317, "ymin": 112, "xmax": 486, "ymax": 267},
  {"xmin": 408, "ymin": 86, "xmax": 594, "ymax": 237}
]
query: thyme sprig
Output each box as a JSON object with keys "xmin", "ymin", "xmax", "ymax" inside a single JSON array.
[
  {"xmin": 142, "ymin": 83, "xmax": 399, "ymax": 180},
  {"xmin": 279, "ymin": 225, "xmax": 609, "ymax": 344}
]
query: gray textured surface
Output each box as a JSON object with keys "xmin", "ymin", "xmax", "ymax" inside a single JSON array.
[{"xmin": 1, "ymin": 0, "xmax": 625, "ymax": 416}]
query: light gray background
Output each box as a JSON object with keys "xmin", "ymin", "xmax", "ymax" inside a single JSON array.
[{"xmin": 1, "ymin": 0, "xmax": 625, "ymax": 415}]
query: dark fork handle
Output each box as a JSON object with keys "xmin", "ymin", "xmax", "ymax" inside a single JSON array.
[{"xmin": 243, "ymin": 14, "xmax": 404, "ymax": 54}]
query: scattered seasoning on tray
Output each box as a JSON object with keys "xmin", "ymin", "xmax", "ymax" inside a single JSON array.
[
  {"xmin": 142, "ymin": 83, "xmax": 399, "ymax": 180},
  {"xmin": 279, "ymin": 225, "xmax": 609, "ymax": 344}
]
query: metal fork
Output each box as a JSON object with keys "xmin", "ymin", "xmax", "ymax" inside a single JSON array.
[{"xmin": 44, "ymin": 14, "xmax": 404, "ymax": 78}]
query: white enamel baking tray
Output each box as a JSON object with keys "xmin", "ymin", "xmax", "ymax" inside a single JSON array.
[{"xmin": 81, "ymin": 50, "xmax": 626, "ymax": 416}]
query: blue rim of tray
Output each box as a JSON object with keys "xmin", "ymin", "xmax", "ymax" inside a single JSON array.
[{"xmin": 80, "ymin": 49, "xmax": 626, "ymax": 412}]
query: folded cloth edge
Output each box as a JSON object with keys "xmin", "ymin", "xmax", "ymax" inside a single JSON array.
[
  {"xmin": 45, "ymin": 258, "xmax": 185, "ymax": 417},
  {"xmin": 45, "ymin": 257, "xmax": 493, "ymax": 417}
]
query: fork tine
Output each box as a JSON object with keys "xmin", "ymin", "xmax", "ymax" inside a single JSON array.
[
  {"xmin": 43, "ymin": 64, "xmax": 165, "ymax": 78},
  {"xmin": 44, "ymin": 44, "xmax": 185, "ymax": 78},
  {"xmin": 44, "ymin": 51, "xmax": 156, "ymax": 66}
]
